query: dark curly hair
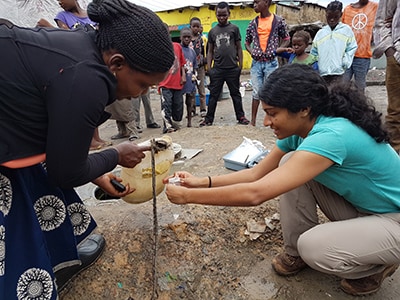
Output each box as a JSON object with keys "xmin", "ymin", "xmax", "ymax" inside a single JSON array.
[
  {"xmin": 87, "ymin": 0, "xmax": 174, "ymax": 74},
  {"xmin": 259, "ymin": 64, "xmax": 389, "ymax": 143},
  {"xmin": 327, "ymin": 1, "xmax": 343, "ymax": 12}
]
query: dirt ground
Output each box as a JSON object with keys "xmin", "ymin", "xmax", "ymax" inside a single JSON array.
[{"xmin": 61, "ymin": 71, "xmax": 400, "ymax": 300}]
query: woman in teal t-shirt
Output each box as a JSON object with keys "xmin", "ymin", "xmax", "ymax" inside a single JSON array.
[{"xmin": 163, "ymin": 64, "xmax": 400, "ymax": 296}]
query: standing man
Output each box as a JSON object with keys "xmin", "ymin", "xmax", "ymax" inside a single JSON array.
[
  {"xmin": 373, "ymin": 0, "xmax": 400, "ymax": 153},
  {"xmin": 245, "ymin": 0, "xmax": 290, "ymax": 126},
  {"xmin": 200, "ymin": 2, "xmax": 250, "ymax": 127},
  {"xmin": 342, "ymin": 0, "xmax": 378, "ymax": 92}
]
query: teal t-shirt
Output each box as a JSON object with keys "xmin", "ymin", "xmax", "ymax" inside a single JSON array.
[{"xmin": 276, "ymin": 115, "xmax": 400, "ymax": 213}]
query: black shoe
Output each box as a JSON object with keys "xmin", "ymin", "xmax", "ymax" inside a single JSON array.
[
  {"xmin": 110, "ymin": 133, "xmax": 129, "ymax": 140},
  {"xmin": 147, "ymin": 122, "xmax": 161, "ymax": 129},
  {"xmin": 55, "ymin": 234, "xmax": 106, "ymax": 292},
  {"xmin": 162, "ymin": 127, "xmax": 176, "ymax": 134}
]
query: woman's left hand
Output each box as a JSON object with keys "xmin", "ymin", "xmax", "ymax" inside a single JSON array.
[{"xmin": 165, "ymin": 184, "xmax": 187, "ymax": 204}]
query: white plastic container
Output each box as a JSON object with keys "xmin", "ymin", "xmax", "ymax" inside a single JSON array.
[{"xmin": 120, "ymin": 136, "xmax": 175, "ymax": 204}]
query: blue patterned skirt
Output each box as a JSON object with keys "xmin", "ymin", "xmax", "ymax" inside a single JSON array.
[{"xmin": 0, "ymin": 164, "xmax": 96, "ymax": 299}]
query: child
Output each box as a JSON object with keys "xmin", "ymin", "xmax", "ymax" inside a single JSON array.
[
  {"xmin": 310, "ymin": 0, "xmax": 357, "ymax": 85},
  {"xmin": 342, "ymin": 0, "xmax": 378, "ymax": 92},
  {"xmin": 245, "ymin": 0, "xmax": 290, "ymax": 126},
  {"xmin": 276, "ymin": 30, "xmax": 318, "ymax": 70},
  {"xmin": 37, "ymin": 0, "xmax": 108, "ymax": 151},
  {"xmin": 158, "ymin": 39, "xmax": 186, "ymax": 133},
  {"xmin": 190, "ymin": 17, "xmax": 207, "ymax": 117},
  {"xmin": 200, "ymin": 1, "xmax": 249, "ymax": 127},
  {"xmin": 181, "ymin": 27, "xmax": 198, "ymax": 127}
]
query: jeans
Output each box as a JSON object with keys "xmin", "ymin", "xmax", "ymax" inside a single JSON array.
[
  {"xmin": 204, "ymin": 66, "xmax": 245, "ymax": 123},
  {"xmin": 250, "ymin": 59, "xmax": 279, "ymax": 100},
  {"xmin": 343, "ymin": 57, "xmax": 371, "ymax": 92}
]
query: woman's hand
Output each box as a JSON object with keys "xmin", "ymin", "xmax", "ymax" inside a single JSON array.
[
  {"xmin": 114, "ymin": 141, "xmax": 151, "ymax": 168},
  {"xmin": 163, "ymin": 171, "xmax": 209, "ymax": 188},
  {"xmin": 92, "ymin": 173, "xmax": 134, "ymax": 197},
  {"xmin": 165, "ymin": 184, "xmax": 187, "ymax": 204}
]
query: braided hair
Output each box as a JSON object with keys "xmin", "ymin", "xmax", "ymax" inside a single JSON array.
[
  {"xmin": 327, "ymin": 1, "xmax": 343, "ymax": 12},
  {"xmin": 259, "ymin": 64, "xmax": 389, "ymax": 143},
  {"xmin": 87, "ymin": 0, "xmax": 174, "ymax": 73}
]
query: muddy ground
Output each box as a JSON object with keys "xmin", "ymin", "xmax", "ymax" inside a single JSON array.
[{"xmin": 61, "ymin": 72, "xmax": 400, "ymax": 300}]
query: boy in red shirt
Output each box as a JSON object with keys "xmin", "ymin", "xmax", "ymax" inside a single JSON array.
[{"xmin": 158, "ymin": 42, "xmax": 186, "ymax": 133}]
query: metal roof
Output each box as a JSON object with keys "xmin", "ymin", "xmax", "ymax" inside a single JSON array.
[{"xmin": 135, "ymin": 0, "xmax": 379, "ymax": 11}]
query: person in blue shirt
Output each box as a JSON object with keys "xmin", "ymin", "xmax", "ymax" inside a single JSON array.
[{"xmin": 164, "ymin": 64, "xmax": 400, "ymax": 296}]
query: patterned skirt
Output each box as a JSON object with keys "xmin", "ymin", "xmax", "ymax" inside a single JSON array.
[{"xmin": 0, "ymin": 164, "xmax": 96, "ymax": 299}]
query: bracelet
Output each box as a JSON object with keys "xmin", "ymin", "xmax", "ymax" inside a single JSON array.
[{"xmin": 207, "ymin": 176, "xmax": 212, "ymax": 188}]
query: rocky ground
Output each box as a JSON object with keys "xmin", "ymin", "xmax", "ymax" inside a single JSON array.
[{"xmin": 60, "ymin": 71, "xmax": 400, "ymax": 300}]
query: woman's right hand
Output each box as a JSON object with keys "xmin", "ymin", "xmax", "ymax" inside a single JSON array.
[{"xmin": 113, "ymin": 141, "xmax": 151, "ymax": 168}]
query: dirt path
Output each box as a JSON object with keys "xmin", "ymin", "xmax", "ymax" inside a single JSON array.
[{"xmin": 61, "ymin": 74, "xmax": 400, "ymax": 300}]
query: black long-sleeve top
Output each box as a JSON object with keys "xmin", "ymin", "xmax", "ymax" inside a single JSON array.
[{"xmin": 0, "ymin": 24, "xmax": 119, "ymax": 188}]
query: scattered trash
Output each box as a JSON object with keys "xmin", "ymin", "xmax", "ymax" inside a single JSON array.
[
  {"xmin": 245, "ymin": 219, "xmax": 266, "ymax": 240},
  {"xmin": 244, "ymin": 216, "xmax": 278, "ymax": 240},
  {"xmin": 117, "ymin": 282, "xmax": 123, "ymax": 288}
]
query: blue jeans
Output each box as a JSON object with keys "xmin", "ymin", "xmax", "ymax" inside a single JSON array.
[
  {"xmin": 343, "ymin": 57, "xmax": 371, "ymax": 92},
  {"xmin": 250, "ymin": 59, "xmax": 279, "ymax": 100}
]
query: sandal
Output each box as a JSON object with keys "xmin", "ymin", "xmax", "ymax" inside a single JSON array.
[
  {"xmin": 238, "ymin": 116, "xmax": 250, "ymax": 125},
  {"xmin": 199, "ymin": 120, "xmax": 212, "ymax": 127}
]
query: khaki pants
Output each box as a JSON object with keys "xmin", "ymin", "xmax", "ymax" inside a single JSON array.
[{"xmin": 279, "ymin": 153, "xmax": 400, "ymax": 279}]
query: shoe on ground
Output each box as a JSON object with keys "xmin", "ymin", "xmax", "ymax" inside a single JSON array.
[
  {"xmin": 200, "ymin": 110, "xmax": 207, "ymax": 117},
  {"xmin": 55, "ymin": 233, "xmax": 106, "ymax": 292},
  {"xmin": 163, "ymin": 127, "xmax": 176, "ymax": 134},
  {"xmin": 238, "ymin": 116, "xmax": 250, "ymax": 125},
  {"xmin": 199, "ymin": 120, "xmax": 212, "ymax": 127},
  {"xmin": 147, "ymin": 122, "xmax": 161, "ymax": 129},
  {"xmin": 271, "ymin": 252, "xmax": 308, "ymax": 276},
  {"xmin": 110, "ymin": 133, "xmax": 129, "ymax": 140},
  {"xmin": 340, "ymin": 264, "xmax": 399, "ymax": 296},
  {"xmin": 128, "ymin": 134, "xmax": 140, "ymax": 141},
  {"xmin": 136, "ymin": 126, "xmax": 143, "ymax": 133}
]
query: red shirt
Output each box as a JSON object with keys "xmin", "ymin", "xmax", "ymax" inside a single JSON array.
[{"xmin": 158, "ymin": 42, "xmax": 185, "ymax": 90}]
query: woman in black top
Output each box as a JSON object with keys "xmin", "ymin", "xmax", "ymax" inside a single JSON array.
[{"xmin": 0, "ymin": 0, "xmax": 174, "ymax": 298}]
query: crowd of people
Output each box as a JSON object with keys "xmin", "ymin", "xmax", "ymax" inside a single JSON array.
[{"xmin": 0, "ymin": 0, "xmax": 399, "ymax": 298}]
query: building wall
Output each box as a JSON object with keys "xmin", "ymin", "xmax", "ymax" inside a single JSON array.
[{"xmin": 276, "ymin": 3, "xmax": 326, "ymax": 25}]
